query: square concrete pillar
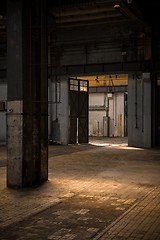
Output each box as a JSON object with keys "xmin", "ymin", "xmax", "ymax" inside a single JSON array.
[{"xmin": 7, "ymin": 0, "xmax": 48, "ymax": 188}]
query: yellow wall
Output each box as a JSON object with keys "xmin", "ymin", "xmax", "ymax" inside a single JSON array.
[{"xmin": 74, "ymin": 74, "xmax": 128, "ymax": 87}]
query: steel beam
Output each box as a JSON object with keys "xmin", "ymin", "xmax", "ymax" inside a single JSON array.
[{"xmin": 50, "ymin": 60, "xmax": 151, "ymax": 76}]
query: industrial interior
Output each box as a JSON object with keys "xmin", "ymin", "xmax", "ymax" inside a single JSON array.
[
  {"xmin": 0, "ymin": 0, "xmax": 160, "ymax": 188},
  {"xmin": 73, "ymin": 74, "xmax": 128, "ymax": 138},
  {"xmin": 0, "ymin": 1, "xmax": 160, "ymax": 240}
]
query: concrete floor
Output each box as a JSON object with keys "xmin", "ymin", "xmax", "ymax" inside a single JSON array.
[{"xmin": 0, "ymin": 137, "xmax": 160, "ymax": 239}]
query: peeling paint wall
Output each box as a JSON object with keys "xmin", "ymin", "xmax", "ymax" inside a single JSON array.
[
  {"xmin": 49, "ymin": 76, "xmax": 69, "ymax": 145},
  {"xmin": 128, "ymin": 72, "xmax": 151, "ymax": 148}
]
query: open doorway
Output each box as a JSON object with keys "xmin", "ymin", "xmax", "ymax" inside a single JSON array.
[{"xmin": 70, "ymin": 74, "xmax": 128, "ymax": 144}]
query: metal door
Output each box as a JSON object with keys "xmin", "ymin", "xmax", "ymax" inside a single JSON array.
[{"xmin": 69, "ymin": 78, "xmax": 89, "ymax": 144}]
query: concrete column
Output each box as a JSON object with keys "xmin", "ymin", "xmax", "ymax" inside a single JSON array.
[
  {"xmin": 7, "ymin": 0, "xmax": 48, "ymax": 188},
  {"xmin": 128, "ymin": 72, "xmax": 151, "ymax": 148}
]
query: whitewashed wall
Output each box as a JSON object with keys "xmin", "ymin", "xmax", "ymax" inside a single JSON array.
[{"xmin": 89, "ymin": 92, "xmax": 125, "ymax": 137}]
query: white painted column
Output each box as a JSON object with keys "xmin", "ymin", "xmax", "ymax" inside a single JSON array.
[
  {"xmin": 128, "ymin": 72, "xmax": 151, "ymax": 148},
  {"xmin": 50, "ymin": 76, "xmax": 69, "ymax": 145}
]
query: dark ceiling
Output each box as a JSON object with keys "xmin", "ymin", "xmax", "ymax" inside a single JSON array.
[
  {"xmin": 0, "ymin": 0, "xmax": 160, "ymax": 31},
  {"xmin": 49, "ymin": 0, "xmax": 144, "ymax": 27},
  {"xmin": 48, "ymin": 0, "xmax": 160, "ymax": 27}
]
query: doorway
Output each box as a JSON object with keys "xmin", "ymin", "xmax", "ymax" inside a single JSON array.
[
  {"xmin": 77, "ymin": 74, "xmax": 128, "ymax": 139},
  {"xmin": 69, "ymin": 78, "xmax": 89, "ymax": 144}
]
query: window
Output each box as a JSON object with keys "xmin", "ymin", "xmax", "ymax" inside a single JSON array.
[
  {"xmin": 70, "ymin": 79, "xmax": 78, "ymax": 91},
  {"xmin": 80, "ymin": 80, "xmax": 88, "ymax": 92}
]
